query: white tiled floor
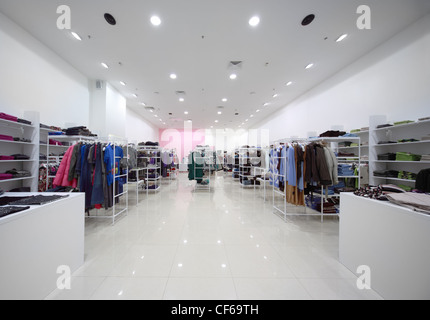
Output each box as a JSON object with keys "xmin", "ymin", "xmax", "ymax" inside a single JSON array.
[{"xmin": 45, "ymin": 173, "xmax": 383, "ymax": 300}]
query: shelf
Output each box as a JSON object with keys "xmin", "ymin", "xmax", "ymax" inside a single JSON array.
[
  {"xmin": 0, "ymin": 160, "xmax": 35, "ymax": 163},
  {"xmin": 375, "ymin": 140, "xmax": 430, "ymax": 147},
  {"xmin": 338, "ymin": 175, "xmax": 360, "ymax": 179},
  {"xmin": 374, "ymin": 119, "xmax": 430, "ymax": 131},
  {"xmin": 40, "ymin": 144, "xmax": 70, "ymax": 148},
  {"xmin": 372, "ymin": 160, "xmax": 430, "ymax": 164},
  {"xmin": 372, "ymin": 176, "xmax": 416, "ymax": 183},
  {"xmin": 0, "ymin": 140, "xmax": 33, "ymax": 145},
  {"xmin": 0, "ymin": 176, "xmax": 34, "ymax": 183},
  {"xmin": 50, "ymin": 135, "xmax": 96, "ymax": 141},
  {"xmin": 0, "ymin": 118, "xmax": 34, "ymax": 129},
  {"xmin": 309, "ymin": 137, "xmax": 361, "ymax": 142}
]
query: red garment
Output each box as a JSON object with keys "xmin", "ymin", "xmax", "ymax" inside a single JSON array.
[{"xmin": 53, "ymin": 145, "xmax": 78, "ymax": 188}]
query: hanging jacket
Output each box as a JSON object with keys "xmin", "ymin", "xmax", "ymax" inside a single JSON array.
[
  {"xmin": 53, "ymin": 145, "xmax": 78, "ymax": 188},
  {"xmin": 314, "ymin": 144, "xmax": 332, "ymax": 186}
]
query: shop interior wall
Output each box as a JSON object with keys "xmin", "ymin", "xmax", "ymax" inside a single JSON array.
[
  {"xmin": 0, "ymin": 11, "xmax": 90, "ymax": 129},
  {"xmin": 252, "ymin": 14, "xmax": 430, "ymax": 141}
]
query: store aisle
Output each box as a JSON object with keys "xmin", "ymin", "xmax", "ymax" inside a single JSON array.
[{"xmin": 46, "ymin": 173, "xmax": 383, "ymax": 300}]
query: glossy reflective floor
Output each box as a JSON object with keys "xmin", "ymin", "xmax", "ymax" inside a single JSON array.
[{"xmin": 46, "ymin": 173, "xmax": 383, "ymax": 300}]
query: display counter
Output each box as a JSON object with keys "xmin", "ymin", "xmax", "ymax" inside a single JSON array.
[
  {"xmin": 339, "ymin": 193, "xmax": 430, "ymax": 300},
  {"xmin": 0, "ymin": 193, "xmax": 85, "ymax": 300}
]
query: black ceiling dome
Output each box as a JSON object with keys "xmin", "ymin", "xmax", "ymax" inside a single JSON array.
[
  {"xmin": 301, "ymin": 14, "xmax": 315, "ymax": 26},
  {"xmin": 104, "ymin": 13, "xmax": 117, "ymax": 26}
]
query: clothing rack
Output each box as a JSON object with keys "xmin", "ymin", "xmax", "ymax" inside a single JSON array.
[
  {"xmin": 270, "ymin": 139, "xmax": 316, "ymax": 222},
  {"xmin": 88, "ymin": 135, "xmax": 129, "ymax": 225},
  {"xmin": 190, "ymin": 148, "xmax": 212, "ymax": 192},
  {"xmin": 137, "ymin": 145, "xmax": 162, "ymax": 195},
  {"xmin": 45, "ymin": 135, "xmax": 96, "ymax": 191}
]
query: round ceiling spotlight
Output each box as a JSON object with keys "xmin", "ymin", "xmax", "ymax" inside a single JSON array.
[
  {"xmin": 301, "ymin": 14, "xmax": 315, "ymax": 26},
  {"xmin": 151, "ymin": 16, "xmax": 162, "ymax": 26},
  {"xmin": 104, "ymin": 13, "xmax": 117, "ymax": 26},
  {"xmin": 249, "ymin": 16, "xmax": 260, "ymax": 27}
]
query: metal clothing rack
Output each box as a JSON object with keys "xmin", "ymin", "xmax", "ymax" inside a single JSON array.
[
  {"xmin": 137, "ymin": 145, "xmax": 162, "ymax": 195},
  {"xmin": 193, "ymin": 147, "xmax": 213, "ymax": 192},
  {"xmin": 239, "ymin": 147, "xmax": 261, "ymax": 189},
  {"xmin": 270, "ymin": 139, "xmax": 316, "ymax": 222},
  {"xmin": 45, "ymin": 135, "xmax": 96, "ymax": 191},
  {"xmin": 88, "ymin": 135, "xmax": 129, "ymax": 225},
  {"xmin": 308, "ymin": 136, "xmax": 361, "ymax": 220}
]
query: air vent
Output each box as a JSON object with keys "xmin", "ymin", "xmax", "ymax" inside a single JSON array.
[
  {"xmin": 228, "ymin": 61, "xmax": 243, "ymax": 69},
  {"xmin": 145, "ymin": 106, "xmax": 155, "ymax": 112},
  {"xmin": 104, "ymin": 13, "xmax": 117, "ymax": 26},
  {"xmin": 175, "ymin": 91, "xmax": 186, "ymax": 96}
]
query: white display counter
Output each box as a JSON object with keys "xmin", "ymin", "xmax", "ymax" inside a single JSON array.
[
  {"xmin": 339, "ymin": 193, "xmax": 430, "ymax": 300},
  {"xmin": 0, "ymin": 193, "xmax": 85, "ymax": 300}
]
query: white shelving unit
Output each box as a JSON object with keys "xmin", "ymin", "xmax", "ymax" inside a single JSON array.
[
  {"xmin": 239, "ymin": 147, "xmax": 261, "ymax": 188},
  {"xmin": 0, "ymin": 112, "xmax": 39, "ymax": 192},
  {"xmin": 369, "ymin": 116, "xmax": 430, "ymax": 189},
  {"xmin": 137, "ymin": 146, "xmax": 162, "ymax": 194}
]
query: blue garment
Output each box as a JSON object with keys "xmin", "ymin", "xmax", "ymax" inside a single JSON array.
[
  {"xmin": 287, "ymin": 146, "xmax": 297, "ymax": 187},
  {"xmin": 280, "ymin": 147, "xmax": 288, "ymax": 183},
  {"xmin": 342, "ymin": 133, "xmax": 359, "ymax": 138},
  {"xmin": 91, "ymin": 143, "xmax": 105, "ymax": 206},
  {"xmin": 114, "ymin": 146, "xmax": 124, "ymax": 180},
  {"xmin": 104, "ymin": 144, "xmax": 115, "ymax": 186}
]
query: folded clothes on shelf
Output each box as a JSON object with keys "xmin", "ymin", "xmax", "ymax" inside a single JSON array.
[
  {"xmin": 396, "ymin": 152, "xmax": 421, "ymax": 162},
  {"xmin": 11, "ymin": 154, "xmax": 30, "ymax": 160},
  {"xmin": 13, "ymin": 137, "xmax": 31, "ymax": 143},
  {"xmin": 398, "ymin": 139, "xmax": 419, "ymax": 143},
  {"xmin": 0, "ymin": 156, "xmax": 15, "ymax": 161},
  {"xmin": 319, "ymin": 130, "xmax": 346, "ymax": 138},
  {"xmin": 394, "ymin": 120, "xmax": 414, "ymax": 126},
  {"xmin": 4, "ymin": 169, "xmax": 31, "ymax": 178},
  {"xmin": 419, "ymin": 117, "xmax": 430, "ymax": 122},
  {"xmin": 0, "ymin": 112, "xmax": 18, "ymax": 122},
  {"xmin": 17, "ymin": 118, "xmax": 32, "ymax": 125},
  {"xmin": 0, "ymin": 174, "xmax": 13, "ymax": 180},
  {"xmin": 378, "ymin": 141, "xmax": 397, "ymax": 145},
  {"xmin": 378, "ymin": 153, "xmax": 396, "ymax": 161},
  {"xmin": 48, "ymin": 131, "xmax": 65, "ymax": 136},
  {"xmin": 0, "ymin": 134, "xmax": 14, "ymax": 141},
  {"xmin": 377, "ymin": 124, "xmax": 393, "ymax": 129},
  {"xmin": 421, "ymin": 155, "xmax": 430, "ymax": 161},
  {"xmin": 398, "ymin": 171, "xmax": 417, "ymax": 181},
  {"xmin": 374, "ymin": 170, "xmax": 399, "ymax": 178}
]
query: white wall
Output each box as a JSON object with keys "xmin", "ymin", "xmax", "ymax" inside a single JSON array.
[
  {"xmin": 105, "ymin": 83, "xmax": 126, "ymax": 138},
  {"xmin": 126, "ymin": 108, "xmax": 159, "ymax": 143},
  {"xmin": 253, "ymin": 14, "xmax": 430, "ymax": 141},
  {"xmin": 0, "ymin": 11, "xmax": 89, "ymax": 128}
]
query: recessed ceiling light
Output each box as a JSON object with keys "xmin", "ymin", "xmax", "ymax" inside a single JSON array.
[
  {"xmin": 210, "ymin": 126, "xmax": 214, "ymax": 129},
  {"xmin": 170, "ymin": 73, "xmax": 177, "ymax": 79},
  {"xmin": 184, "ymin": 111, "xmax": 189, "ymax": 115},
  {"xmin": 154, "ymin": 115, "xmax": 158, "ymax": 118},
  {"xmin": 159, "ymin": 119, "xmax": 162, "ymax": 122},
  {"xmin": 150, "ymin": 16, "xmax": 161, "ymax": 26},
  {"xmin": 230, "ymin": 74, "xmax": 237, "ymax": 80},
  {"xmin": 133, "ymin": 94, "xmax": 138, "ymax": 98},
  {"xmin": 218, "ymin": 111, "xmax": 222, "ymax": 115},
  {"xmin": 101, "ymin": 62, "xmax": 109, "ymax": 69},
  {"xmin": 286, "ymin": 81, "xmax": 293, "ymax": 86},
  {"xmin": 242, "ymin": 123, "xmax": 245, "ymax": 125},
  {"xmin": 305, "ymin": 63, "xmax": 314, "ymax": 70},
  {"xmin": 215, "ymin": 120, "xmax": 219, "ymax": 123},
  {"xmin": 249, "ymin": 16, "xmax": 260, "ymax": 27},
  {"xmin": 120, "ymin": 81, "xmax": 126, "ymax": 86},
  {"xmin": 245, "ymin": 119, "xmax": 249, "ymax": 122},
  {"xmin": 163, "ymin": 122, "xmax": 166, "ymax": 125},
  {"xmin": 263, "ymin": 103, "xmax": 269, "ymax": 107},
  {"xmin": 250, "ymin": 115, "xmax": 254, "ymax": 118},
  {"xmin": 70, "ymin": 31, "xmax": 82, "ymax": 41},
  {"xmin": 149, "ymin": 109, "xmax": 153, "ymax": 113},
  {"xmin": 256, "ymin": 110, "xmax": 260, "ymax": 113},
  {"xmin": 179, "ymin": 98, "xmax": 185, "ymax": 102},
  {"xmin": 140, "ymin": 102, "xmax": 146, "ymax": 106},
  {"xmin": 273, "ymin": 94, "xmax": 278, "ymax": 98},
  {"xmin": 336, "ymin": 34, "xmax": 348, "ymax": 42},
  {"xmin": 188, "ymin": 120, "xmax": 192, "ymax": 123},
  {"xmin": 222, "ymin": 98, "xmax": 228, "ymax": 102}
]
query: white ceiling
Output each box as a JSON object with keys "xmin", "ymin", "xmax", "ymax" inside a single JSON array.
[{"xmin": 1, "ymin": 0, "xmax": 430, "ymax": 129}]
